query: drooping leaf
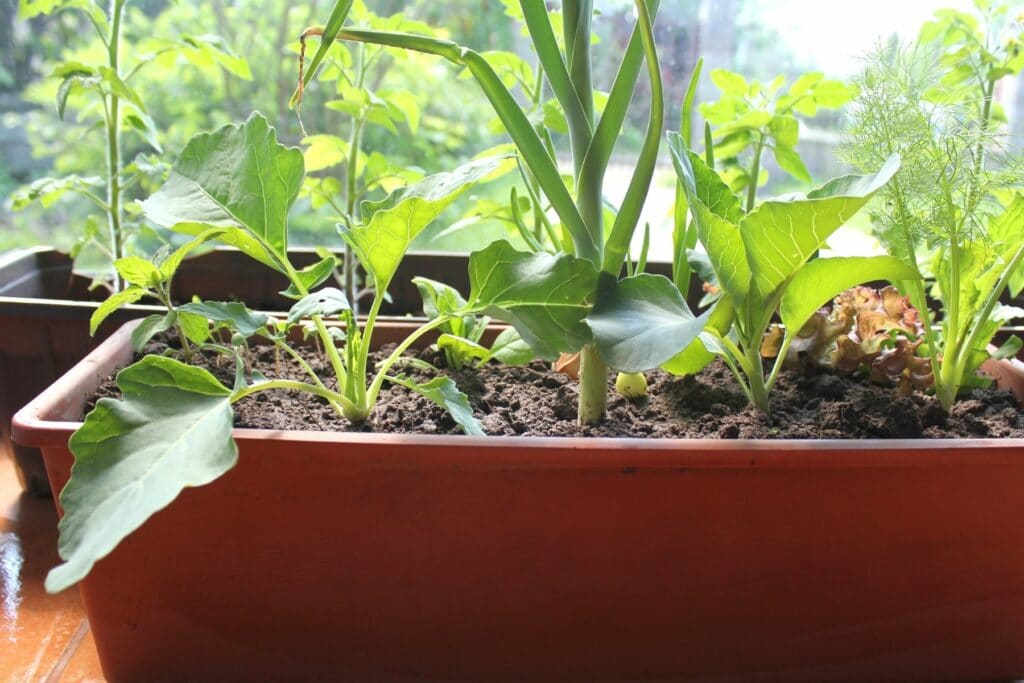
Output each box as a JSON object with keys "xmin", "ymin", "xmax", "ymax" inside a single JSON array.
[
  {"xmin": 131, "ymin": 312, "xmax": 178, "ymax": 352},
  {"xmin": 90, "ymin": 286, "xmax": 147, "ymax": 335},
  {"xmin": 387, "ymin": 375, "xmax": 483, "ymax": 436},
  {"xmin": 587, "ymin": 274, "xmax": 713, "ymax": 373},
  {"xmin": 413, "ymin": 276, "xmax": 468, "ymax": 318},
  {"xmin": 281, "ymin": 256, "xmax": 338, "ymax": 299},
  {"xmin": 48, "ymin": 357, "xmax": 236, "ymax": 592},
  {"xmin": 779, "ymin": 256, "xmax": 921, "ymax": 333},
  {"xmin": 340, "ymin": 155, "xmax": 510, "ymax": 293},
  {"xmin": 179, "ymin": 301, "xmax": 270, "ymax": 336},
  {"xmin": 140, "ymin": 113, "xmax": 303, "ymax": 266},
  {"xmin": 484, "ymin": 327, "xmax": 534, "ymax": 365},
  {"xmin": 286, "ymin": 288, "xmax": 350, "ymax": 324},
  {"xmin": 741, "ymin": 154, "xmax": 900, "ymax": 297},
  {"xmin": 463, "ymin": 240, "xmax": 598, "ymax": 360}
]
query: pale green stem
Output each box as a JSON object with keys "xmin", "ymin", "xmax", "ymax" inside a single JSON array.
[
  {"xmin": 231, "ymin": 379, "xmax": 357, "ymax": 415},
  {"xmin": 105, "ymin": 0, "xmax": 127, "ymax": 291},
  {"xmin": 745, "ymin": 133, "xmax": 766, "ymax": 213},
  {"xmin": 364, "ymin": 316, "xmax": 452, "ymax": 412}
]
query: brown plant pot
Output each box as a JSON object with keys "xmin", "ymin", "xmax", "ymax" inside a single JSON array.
[
  {"xmin": 0, "ymin": 247, "xmax": 473, "ymax": 495},
  {"xmin": 12, "ymin": 320, "xmax": 1024, "ymax": 682}
]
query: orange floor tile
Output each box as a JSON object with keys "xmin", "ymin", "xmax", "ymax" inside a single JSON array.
[{"xmin": 1, "ymin": 453, "xmax": 105, "ymax": 682}]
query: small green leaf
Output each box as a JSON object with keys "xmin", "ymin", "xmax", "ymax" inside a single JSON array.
[
  {"xmin": 388, "ymin": 375, "xmax": 483, "ymax": 436},
  {"xmin": 302, "ymin": 134, "xmax": 349, "ymax": 172},
  {"xmin": 286, "ymin": 288, "xmax": 350, "ymax": 324},
  {"xmin": 413, "ymin": 277, "xmax": 467, "ymax": 318},
  {"xmin": 179, "ymin": 301, "xmax": 270, "ymax": 336},
  {"xmin": 49, "ymin": 357, "xmax": 235, "ymax": 593},
  {"xmin": 485, "ymin": 327, "xmax": 534, "ymax": 365},
  {"xmin": 437, "ymin": 334, "xmax": 489, "ymax": 362},
  {"xmin": 710, "ymin": 69, "xmax": 748, "ymax": 97},
  {"xmin": 772, "ymin": 144, "xmax": 811, "ymax": 183},
  {"xmin": 281, "ymin": 256, "xmax": 338, "ymax": 299},
  {"xmin": 131, "ymin": 312, "xmax": 178, "ymax": 353},
  {"xmin": 587, "ymin": 274, "xmax": 713, "ymax": 373},
  {"xmin": 157, "ymin": 228, "xmax": 228, "ymax": 280},
  {"xmin": 114, "ymin": 256, "xmax": 161, "ymax": 288},
  {"xmin": 779, "ymin": 256, "xmax": 921, "ymax": 334},
  {"xmin": 464, "ymin": 240, "xmax": 598, "ymax": 360},
  {"xmin": 992, "ymin": 335, "xmax": 1023, "ymax": 361},
  {"xmin": 342, "ymin": 155, "xmax": 510, "ymax": 293},
  {"xmin": 90, "ymin": 286, "xmax": 147, "ymax": 336}
]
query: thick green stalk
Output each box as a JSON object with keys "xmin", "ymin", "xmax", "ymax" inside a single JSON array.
[
  {"xmin": 577, "ymin": 345, "xmax": 608, "ymax": 426},
  {"xmin": 105, "ymin": 0, "xmax": 127, "ymax": 291}
]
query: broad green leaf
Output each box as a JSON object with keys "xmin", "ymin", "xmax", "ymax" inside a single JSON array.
[
  {"xmin": 587, "ymin": 274, "xmax": 713, "ymax": 373},
  {"xmin": 131, "ymin": 312, "xmax": 177, "ymax": 353},
  {"xmin": 178, "ymin": 311, "xmax": 212, "ymax": 346},
  {"xmin": 180, "ymin": 301, "xmax": 270, "ymax": 335},
  {"xmin": 668, "ymin": 134, "xmax": 751, "ymax": 302},
  {"xmin": 140, "ymin": 113, "xmax": 303, "ymax": 264},
  {"xmin": 387, "ymin": 375, "xmax": 483, "ymax": 436},
  {"xmin": 741, "ymin": 154, "xmax": 900, "ymax": 297},
  {"xmin": 49, "ymin": 357, "xmax": 236, "ymax": 592},
  {"xmin": 341, "ymin": 155, "xmax": 510, "ymax": 293},
  {"xmin": 484, "ymin": 327, "xmax": 534, "ymax": 365},
  {"xmin": 464, "ymin": 240, "xmax": 598, "ymax": 360},
  {"xmin": 90, "ymin": 286, "xmax": 146, "ymax": 335},
  {"xmin": 779, "ymin": 256, "xmax": 921, "ymax": 333},
  {"xmin": 662, "ymin": 293, "xmax": 735, "ymax": 376},
  {"xmin": 281, "ymin": 256, "xmax": 338, "ymax": 299},
  {"xmin": 286, "ymin": 288, "xmax": 350, "ymax": 324}
]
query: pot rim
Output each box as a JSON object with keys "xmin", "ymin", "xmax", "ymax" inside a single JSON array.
[{"xmin": 12, "ymin": 319, "xmax": 1024, "ymax": 458}]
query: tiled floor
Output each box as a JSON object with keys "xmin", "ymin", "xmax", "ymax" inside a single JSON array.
[{"xmin": 1, "ymin": 454, "xmax": 105, "ymax": 682}]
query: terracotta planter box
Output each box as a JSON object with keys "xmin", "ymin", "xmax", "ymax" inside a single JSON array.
[
  {"xmin": 0, "ymin": 247, "xmax": 473, "ymax": 494},
  {"xmin": 12, "ymin": 320, "xmax": 1024, "ymax": 682}
]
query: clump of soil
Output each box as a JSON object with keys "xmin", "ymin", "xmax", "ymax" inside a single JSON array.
[{"xmin": 87, "ymin": 337, "xmax": 1024, "ymax": 439}]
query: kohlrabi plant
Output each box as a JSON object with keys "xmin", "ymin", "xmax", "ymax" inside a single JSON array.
[
  {"xmin": 10, "ymin": 0, "xmax": 251, "ymax": 290},
  {"xmin": 841, "ymin": 20, "xmax": 1024, "ymax": 410},
  {"xmin": 298, "ymin": 0, "xmax": 708, "ymax": 426},
  {"xmin": 413, "ymin": 277, "xmax": 532, "ymax": 371},
  {"xmin": 666, "ymin": 134, "xmax": 918, "ymax": 413},
  {"xmin": 45, "ymin": 113, "xmax": 503, "ymax": 593}
]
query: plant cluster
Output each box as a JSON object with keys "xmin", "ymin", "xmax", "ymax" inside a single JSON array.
[
  {"xmin": 761, "ymin": 285, "xmax": 934, "ymax": 396},
  {"xmin": 40, "ymin": 0, "xmax": 1024, "ymax": 597}
]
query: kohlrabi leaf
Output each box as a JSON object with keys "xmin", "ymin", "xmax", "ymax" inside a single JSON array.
[
  {"xmin": 667, "ymin": 134, "xmax": 751, "ymax": 302},
  {"xmin": 387, "ymin": 375, "xmax": 483, "ymax": 436},
  {"xmin": 437, "ymin": 334, "xmax": 489, "ymax": 362},
  {"xmin": 341, "ymin": 156, "xmax": 510, "ymax": 293},
  {"xmin": 587, "ymin": 274, "xmax": 713, "ymax": 373},
  {"xmin": 286, "ymin": 288, "xmax": 350, "ymax": 324},
  {"xmin": 281, "ymin": 255, "xmax": 338, "ymax": 299},
  {"xmin": 48, "ymin": 356, "xmax": 236, "ymax": 593},
  {"xmin": 140, "ymin": 113, "xmax": 303, "ymax": 267},
  {"xmin": 662, "ymin": 293, "xmax": 736, "ymax": 376},
  {"xmin": 741, "ymin": 154, "xmax": 900, "ymax": 298},
  {"xmin": 179, "ymin": 301, "xmax": 270, "ymax": 336},
  {"xmin": 484, "ymin": 327, "xmax": 534, "ymax": 365},
  {"xmin": 779, "ymin": 256, "xmax": 920, "ymax": 333},
  {"xmin": 413, "ymin": 276, "xmax": 468, "ymax": 318},
  {"xmin": 463, "ymin": 240, "xmax": 598, "ymax": 360}
]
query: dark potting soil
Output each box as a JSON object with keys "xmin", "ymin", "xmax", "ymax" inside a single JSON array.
[{"xmin": 87, "ymin": 336, "xmax": 1024, "ymax": 439}]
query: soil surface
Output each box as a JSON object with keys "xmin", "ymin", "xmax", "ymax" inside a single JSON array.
[{"xmin": 88, "ymin": 337, "xmax": 1024, "ymax": 439}]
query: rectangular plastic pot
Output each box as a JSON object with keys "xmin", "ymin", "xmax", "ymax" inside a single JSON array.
[
  {"xmin": 0, "ymin": 246, "xmax": 473, "ymax": 494},
  {"xmin": 13, "ymin": 320, "xmax": 1024, "ymax": 682}
]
